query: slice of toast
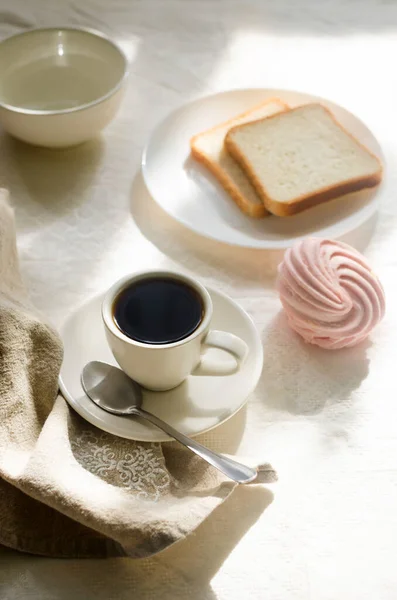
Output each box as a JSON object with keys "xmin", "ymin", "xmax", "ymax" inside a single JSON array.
[
  {"xmin": 224, "ymin": 103, "xmax": 383, "ymax": 217},
  {"xmin": 190, "ymin": 98, "xmax": 289, "ymax": 218}
]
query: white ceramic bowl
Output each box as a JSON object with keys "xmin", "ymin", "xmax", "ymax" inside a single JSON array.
[{"xmin": 0, "ymin": 27, "xmax": 128, "ymax": 147}]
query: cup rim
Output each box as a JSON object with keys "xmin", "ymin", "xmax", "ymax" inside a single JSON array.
[
  {"xmin": 0, "ymin": 27, "xmax": 129, "ymax": 116},
  {"xmin": 102, "ymin": 270, "xmax": 213, "ymax": 349}
]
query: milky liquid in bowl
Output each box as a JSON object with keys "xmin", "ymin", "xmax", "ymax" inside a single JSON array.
[{"xmin": 0, "ymin": 54, "xmax": 111, "ymax": 111}]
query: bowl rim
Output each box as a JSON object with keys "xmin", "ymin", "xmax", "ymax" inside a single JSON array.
[{"xmin": 0, "ymin": 26, "xmax": 129, "ymax": 116}]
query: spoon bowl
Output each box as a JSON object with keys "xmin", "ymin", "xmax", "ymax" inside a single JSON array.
[{"xmin": 82, "ymin": 361, "xmax": 143, "ymax": 415}]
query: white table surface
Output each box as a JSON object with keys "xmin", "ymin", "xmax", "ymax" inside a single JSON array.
[{"xmin": 1, "ymin": 1, "xmax": 397, "ymax": 598}]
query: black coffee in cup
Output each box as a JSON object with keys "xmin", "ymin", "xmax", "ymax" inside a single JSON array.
[{"xmin": 112, "ymin": 277, "xmax": 204, "ymax": 344}]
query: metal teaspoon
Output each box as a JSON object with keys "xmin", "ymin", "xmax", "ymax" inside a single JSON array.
[{"xmin": 81, "ymin": 361, "xmax": 257, "ymax": 484}]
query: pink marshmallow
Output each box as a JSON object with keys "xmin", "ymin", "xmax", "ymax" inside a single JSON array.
[{"xmin": 277, "ymin": 238, "xmax": 385, "ymax": 349}]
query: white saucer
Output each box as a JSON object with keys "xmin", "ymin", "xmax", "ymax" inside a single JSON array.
[
  {"xmin": 59, "ymin": 287, "xmax": 263, "ymax": 442},
  {"xmin": 142, "ymin": 88, "xmax": 384, "ymax": 249}
]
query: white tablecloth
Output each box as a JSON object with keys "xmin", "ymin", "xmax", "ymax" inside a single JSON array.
[{"xmin": 1, "ymin": 1, "xmax": 397, "ymax": 598}]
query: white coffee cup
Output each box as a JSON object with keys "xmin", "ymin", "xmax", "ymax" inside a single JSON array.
[{"xmin": 102, "ymin": 270, "xmax": 248, "ymax": 391}]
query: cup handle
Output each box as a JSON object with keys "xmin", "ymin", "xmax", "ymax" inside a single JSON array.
[{"xmin": 193, "ymin": 330, "xmax": 248, "ymax": 376}]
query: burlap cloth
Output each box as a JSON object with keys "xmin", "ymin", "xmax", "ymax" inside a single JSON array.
[{"xmin": 0, "ymin": 190, "xmax": 275, "ymax": 558}]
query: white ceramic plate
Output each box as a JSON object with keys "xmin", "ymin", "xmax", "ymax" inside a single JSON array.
[
  {"xmin": 59, "ymin": 287, "xmax": 263, "ymax": 442},
  {"xmin": 142, "ymin": 88, "xmax": 384, "ymax": 249}
]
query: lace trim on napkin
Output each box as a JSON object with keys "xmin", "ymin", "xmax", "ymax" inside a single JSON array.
[{"xmin": 70, "ymin": 429, "xmax": 171, "ymax": 501}]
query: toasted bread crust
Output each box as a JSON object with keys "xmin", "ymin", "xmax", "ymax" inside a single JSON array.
[
  {"xmin": 190, "ymin": 98, "xmax": 289, "ymax": 149},
  {"xmin": 265, "ymin": 172, "xmax": 381, "ymax": 216},
  {"xmin": 225, "ymin": 103, "xmax": 383, "ymax": 217},
  {"xmin": 191, "ymin": 145, "xmax": 268, "ymax": 217},
  {"xmin": 190, "ymin": 98, "xmax": 289, "ymax": 218}
]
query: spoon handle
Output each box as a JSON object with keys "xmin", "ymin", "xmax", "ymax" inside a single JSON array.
[{"xmin": 135, "ymin": 407, "xmax": 257, "ymax": 484}]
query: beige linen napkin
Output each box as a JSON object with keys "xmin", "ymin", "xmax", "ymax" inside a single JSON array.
[{"xmin": 0, "ymin": 190, "xmax": 275, "ymax": 558}]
